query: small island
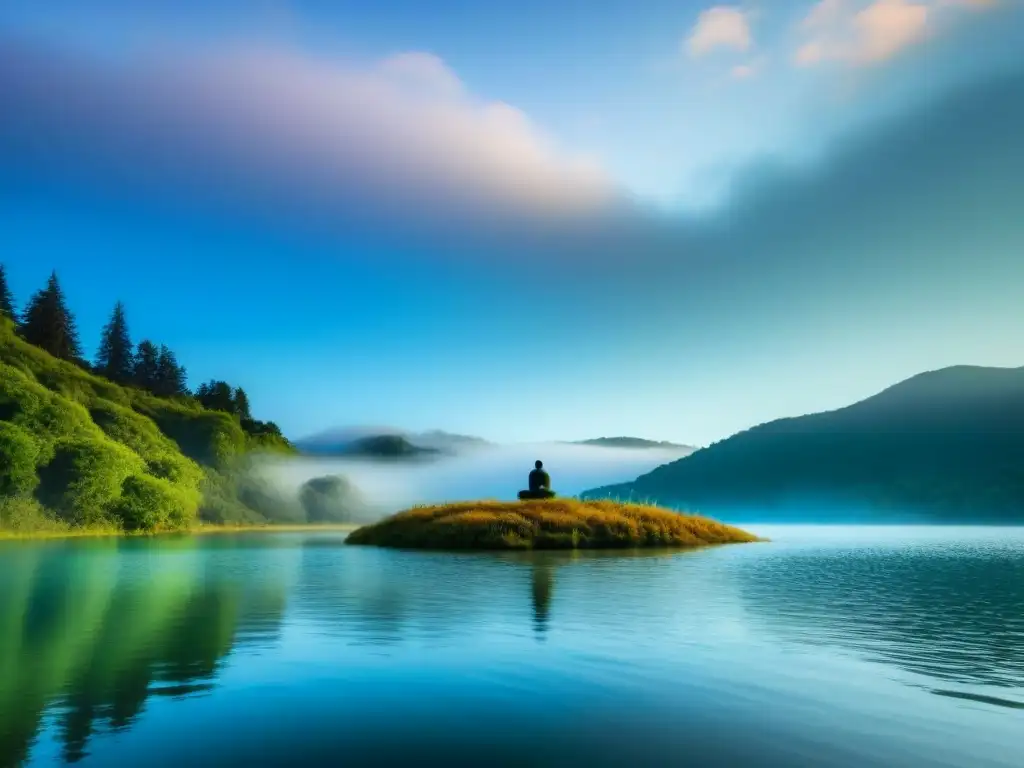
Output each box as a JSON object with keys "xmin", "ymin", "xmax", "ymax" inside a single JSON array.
[{"xmin": 345, "ymin": 498, "xmax": 760, "ymax": 550}]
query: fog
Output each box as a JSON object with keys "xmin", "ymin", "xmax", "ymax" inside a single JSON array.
[{"xmin": 252, "ymin": 442, "xmax": 693, "ymax": 520}]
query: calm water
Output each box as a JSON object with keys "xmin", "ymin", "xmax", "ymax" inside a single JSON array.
[{"xmin": 1, "ymin": 526, "xmax": 1022, "ymax": 767}]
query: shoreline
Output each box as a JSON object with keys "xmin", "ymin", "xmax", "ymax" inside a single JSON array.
[{"xmin": 0, "ymin": 523, "xmax": 358, "ymax": 542}]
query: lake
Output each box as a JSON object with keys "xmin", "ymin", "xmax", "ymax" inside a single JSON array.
[{"xmin": 2, "ymin": 526, "xmax": 1022, "ymax": 767}]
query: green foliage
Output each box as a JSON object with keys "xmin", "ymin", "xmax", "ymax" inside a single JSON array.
[
  {"xmin": 115, "ymin": 474, "xmax": 199, "ymax": 531},
  {"xmin": 36, "ymin": 437, "xmax": 143, "ymax": 525},
  {"xmin": 0, "ymin": 363, "xmax": 99, "ymax": 466},
  {"xmin": 195, "ymin": 380, "xmax": 236, "ymax": 413},
  {"xmin": 193, "ymin": 380, "xmax": 286, "ymax": 445},
  {"xmin": 0, "ymin": 497, "xmax": 65, "ymax": 533},
  {"xmin": 88, "ymin": 399, "xmax": 205, "ymax": 495},
  {"xmin": 300, "ymin": 475, "xmax": 363, "ymax": 523},
  {"xmin": 19, "ymin": 271, "xmax": 82, "ymax": 362},
  {"xmin": 197, "ymin": 469, "xmax": 272, "ymax": 525},
  {"xmin": 347, "ymin": 499, "xmax": 760, "ymax": 550},
  {"xmin": 143, "ymin": 405, "xmax": 248, "ymax": 466},
  {"xmin": 0, "ymin": 289, "xmax": 296, "ymax": 533},
  {"xmin": 0, "ymin": 422, "xmax": 40, "ymax": 496},
  {"xmin": 154, "ymin": 345, "xmax": 189, "ymax": 397},
  {"xmin": 0, "ymin": 264, "xmax": 15, "ymax": 322},
  {"xmin": 132, "ymin": 339, "xmax": 161, "ymax": 392},
  {"xmin": 95, "ymin": 301, "xmax": 134, "ymax": 384},
  {"xmin": 232, "ymin": 387, "xmax": 251, "ymax": 420}
]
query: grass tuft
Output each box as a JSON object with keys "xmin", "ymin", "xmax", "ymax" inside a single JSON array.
[{"xmin": 345, "ymin": 498, "xmax": 761, "ymax": 550}]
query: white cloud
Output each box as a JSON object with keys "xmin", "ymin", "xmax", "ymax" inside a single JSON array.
[
  {"xmin": 686, "ymin": 7, "xmax": 753, "ymax": 57},
  {"xmin": 794, "ymin": 0, "xmax": 1000, "ymax": 67},
  {"xmin": 0, "ymin": 42, "xmax": 615, "ymax": 225},
  {"xmin": 855, "ymin": 0, "xmax": 930, "ymax": 61},
  {"xmin": 795, "ymin": 0, "xmax": 929, "ymax": 66},
  {"xmin": 730, "ymin": 55, "xmax": 770, "ymax": 79}
]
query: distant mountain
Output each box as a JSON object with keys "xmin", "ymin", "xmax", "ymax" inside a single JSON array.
[
  {"xmin": 573, "ymin": 437, "xmax": 694, "ymax": 451},
  {"xmin": 294, "ymin": 427, "xmax": 491, "ymax": 458},
  {"xmin": 582, "ymin": 365, "xmax": 1024, "ymax": 523},
  {"xmin": 298, "ymin": 433, "xmax": 441, "ymax": 459},
  {"xmin": 411, "ymin": 430, "xmax": 491, "ymax": 451}
]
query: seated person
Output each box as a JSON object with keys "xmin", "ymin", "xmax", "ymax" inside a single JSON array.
[{"xmin": 518, "ymin": 460, "xmax": 556, "ymax": 500}]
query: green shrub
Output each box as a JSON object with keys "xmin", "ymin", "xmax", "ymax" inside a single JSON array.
[
  {"xmin": 300, "ymin": 475, "xmax": 363, "ymax": 523},
  {"xmin": 0, "ymin": 423, "xmax": 40, "ymax": 497},
  {"xmin": 145, "ymin": 453, "xmax": 204, "ymax": 489},
  {"xmin": 237, "ymin": 471, "xmax": 304, "ymax": 523},
  {"xmin": 0, "ymin": 318, "xmax": 292, "ymax": 531},
  {"xmin": 90, "ymin": 399, "xmax": 170, "ymax": 457},
  {"xmin": 0, "ymin": 497, "xmax": 67, "ymax": 533},
  {"xmin": 115, "ymin": 474, "xmax": 198, "ymax": 531},
  {"xmin": 141, "ymin": 406, "xmax": 247, "ymax": 466},
  {"xmin": 198, "ymin": 469, "xmax": 270, "ymax": 525},
  {"xmin": 0, "ymin": 363, "xmax": 100, "ymax": 465},
  {"xmin": 36, "ymin": 437, "xmax": 144, "ymax": 525},
  {"xmin": 89, "ymin": 398, "xmax": 206, "ymax": 490}
]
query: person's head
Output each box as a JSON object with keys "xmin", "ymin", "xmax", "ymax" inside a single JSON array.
[{"xmin": 535, "ymin": 460, "xmax": 543, "ymax": 469}]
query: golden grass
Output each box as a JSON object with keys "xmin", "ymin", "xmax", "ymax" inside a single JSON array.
[{"xmin": 345, "ymin": 498, "xmax": 761, "ymax": 550}]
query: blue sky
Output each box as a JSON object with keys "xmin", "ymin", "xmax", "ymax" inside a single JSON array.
[{"xmin": 1, "ymin": 0, "xmax": 1022, "ymax": 445}]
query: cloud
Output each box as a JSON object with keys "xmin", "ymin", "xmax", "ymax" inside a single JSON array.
[
  {"xmin": 0, "ymin": 40, "xmax": 616, "ymax": 232},
  {"xmin": 730, "ymin": 55, "xmax": 769, "ymax": 79},
  {"xmin": 794, "ymin": 0, "xmax": 1003, "ymax": 68},
  {"xmin": 686, "ymin": 7, "xmax": 753, "ymax": 57},
  {"xmin": 795, "ymin": 0, "xmax": 931, "ymax": 66}
]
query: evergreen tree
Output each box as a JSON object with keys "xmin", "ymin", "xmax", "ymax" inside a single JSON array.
[
  {"xmin": 155, "ymin": 345, "xmax": 189, "ymax": 397},
  {"xmin": 232, "ymin": 387, "xmax": 252, "ymax": 420},
  {"xmin": 132, "ymin": 340, "xmax": 161, "ymax": 393},
  {"xmin": 19, "ymin": 271, "xmax": 82, "ymax": 361},
  {"xmin": 195, "ymin": 380, "xmax": 235, "ymax": 413},
  {"xmin": 95, "ymin": 301, "xmax": 134, "ymax": 384},
  {"xmin": 0, "ymin": 264, "xmax": 15, "ymax": 322}
]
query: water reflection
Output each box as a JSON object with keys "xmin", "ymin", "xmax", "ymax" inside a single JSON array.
[
  {"xmin": 0, "ymin": 537, "xmax": 290, "ymax": 766},
  {"xmin": 531, "ymin": 561, "xmax": 554, "ymax": 637},
  {"xmin": 735, "ymin": 528, "xmax": 1024, "ymax": 701},
  {"xmin": 1, "ymin": 529, "xmax": 1022, "ymax": 768}
]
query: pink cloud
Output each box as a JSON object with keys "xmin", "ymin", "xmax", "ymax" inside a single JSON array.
[
  {"xmin": 0, "ymin": 41, "xmax": 615, "ymax": 229},
  {"xmin": 686, "ymin": 7, "xmax": 753, "ymax": 57},
  {"xmin": 793, "ymin": 0, "xmax": 998, "ymax": 67}
]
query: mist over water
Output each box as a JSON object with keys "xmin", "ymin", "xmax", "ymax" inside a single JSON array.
[{"xmin": 253, "ymin": 442, "xmax": 692, "ymax": 519}]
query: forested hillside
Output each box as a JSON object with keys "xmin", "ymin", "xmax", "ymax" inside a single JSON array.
[{"xmin": 0, "ymin": 266, "xmax": 295, "ymax": 533}]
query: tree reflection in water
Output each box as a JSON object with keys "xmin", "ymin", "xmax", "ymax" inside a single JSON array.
[{"xmin": 0, "ymin": 536, "xmax": 289, "ymax": 765}]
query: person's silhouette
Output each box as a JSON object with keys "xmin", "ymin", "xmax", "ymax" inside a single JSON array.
[{"xmin": 518, "ymin": 460, "xmax": 555, "ymax": 500}]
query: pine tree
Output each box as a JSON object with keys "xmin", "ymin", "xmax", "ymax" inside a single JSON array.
[
  {"xmin": 155, "ymin": 345, "xmax": 188, "ymax": 397},
  {"xmin": 0, "ymin": 265, "xmax": 15, "ymax": 322},
  {"xmin": 95, "ymin": 301, "xmax": 134, "ymax": 384},
  {"xmin": 19, "ymin": 271, "xmax": 82, "ymax": 361},
  {"xmin": 132, "ymin": 340, "xmax": 161, "ymax": 393},
  {"xmin": 232, "ymin": 387, "xmax": 252, "ymax": 420},
  {"xmin": 195, "ymin": 380, "xmax": 235, "ymax": 413}
]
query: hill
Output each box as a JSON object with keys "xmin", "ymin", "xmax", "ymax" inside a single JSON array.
[
  {"xmin": 297, "ymin": 432, "xmax": 442, "ymax": 459},
  {"xmin": 296, "ymin": 427, "xmax": 487, "ymax": 456},
  {"xmin": 573, "ymin": 437, "xmax": 694, "ymax": 451},
  {"xmin": 582, "ymin": 365, "xmax": 1024, "ymax": 523},
  {"xmin": 345, "ymin": 498, "xmax": 759, "ymax": 550},
  {"xmin": 0, "ymin": 318, "xmax": 296, "ymax": 533},
  {"xmin": 341, "ymin": 434, "xmax": 442, "ymax": 459}
]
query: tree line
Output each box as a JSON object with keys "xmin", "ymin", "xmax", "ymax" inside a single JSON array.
[{"xmin": 0, "ymin": 265, "xmax": 282, "ymax": 437}]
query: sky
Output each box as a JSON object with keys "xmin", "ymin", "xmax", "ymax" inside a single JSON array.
[{"xmin": 1, "ymin": 0, "xmax": 1023, "ymax": 446}]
